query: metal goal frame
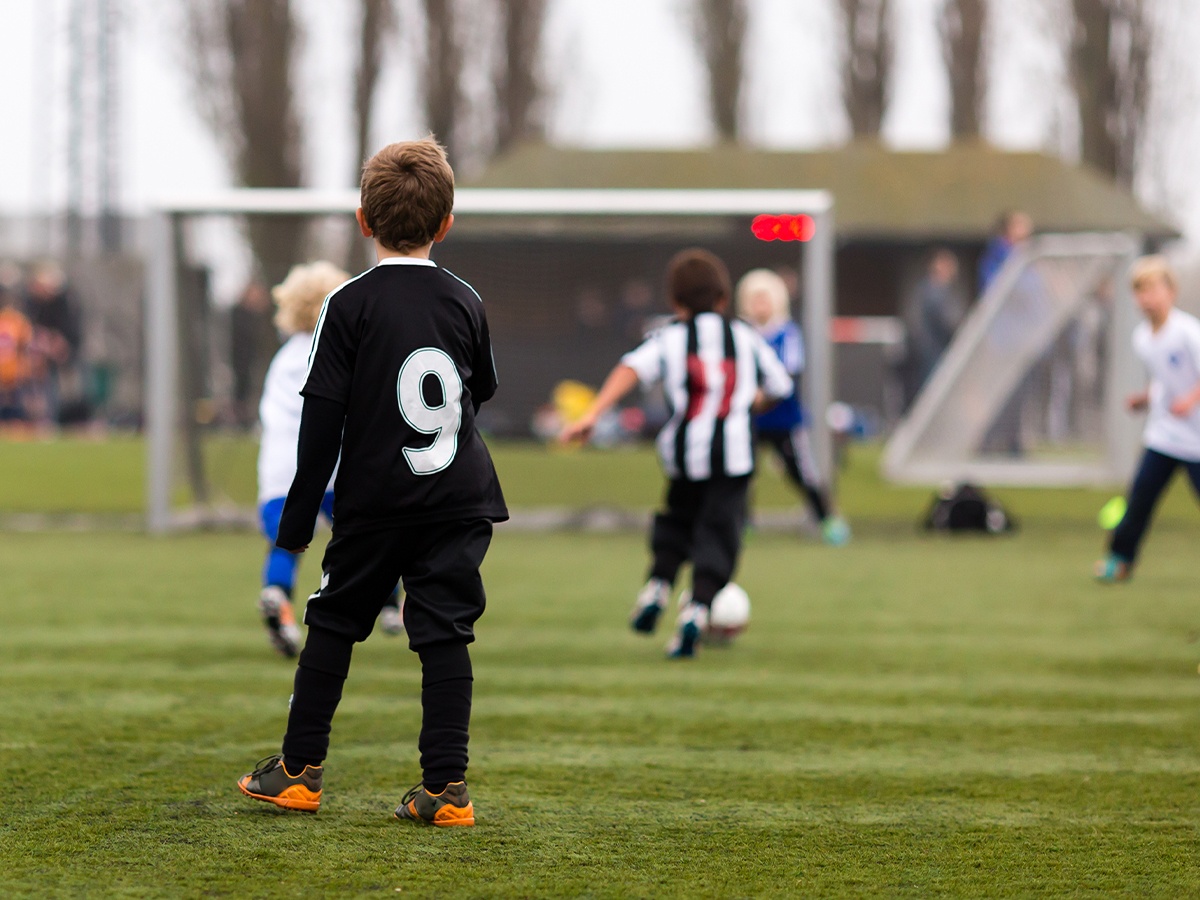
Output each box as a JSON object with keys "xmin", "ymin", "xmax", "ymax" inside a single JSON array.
[{"xmin": 144, "ymin": 188, "xmax": 836, "ymax": 532}]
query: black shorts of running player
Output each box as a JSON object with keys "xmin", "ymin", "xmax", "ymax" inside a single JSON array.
[
  {"xmin": 304, "ymin": 518, "xmax": 493, "ymax": 648},
  {"xmin": 649, "ymin": 475, "xmax": 750, "ymax": 607}
]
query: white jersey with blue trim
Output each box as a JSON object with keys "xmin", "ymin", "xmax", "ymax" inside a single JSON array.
[
  {"xmin": 258, "ymin": 332, "xmax": 338, "ymax": 503},
  {"xmin": 1134, "ymin": 307, "xmax": 1200, "ymax": 462},
  {"xmin": 621, "ymin": 311, "xmax": 794, "ymax": 480}
]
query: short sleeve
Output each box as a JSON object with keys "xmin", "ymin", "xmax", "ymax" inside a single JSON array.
[
  {"xmin": 1183, "ymin": 317, "xmax": 1200, "ymax": 371},
  {"xmin": 620, "ymin": 332, "xmax": 665, "ymax": 386},
  {"xmin": 301, "ymin": 294, "xmax": 356, "ymax": 404}
]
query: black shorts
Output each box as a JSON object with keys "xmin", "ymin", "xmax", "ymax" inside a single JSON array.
[{"xmin": 303, "ymin": 518, "xmax": 493, "ymax": 649}]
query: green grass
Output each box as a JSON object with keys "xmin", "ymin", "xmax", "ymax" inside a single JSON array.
[
  {"xmin": 4, "ymin": 509, "xmax": 1200, "ymax": 895},
  {"xmin": 3, "ymin": 434, "xmax": 1200, "ymax": 528}
]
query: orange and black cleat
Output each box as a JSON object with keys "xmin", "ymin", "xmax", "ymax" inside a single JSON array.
[
  {"xmin": 394, "ymin": 782, "xmax": 475, "ymax": 827},
  {"xmin": 237, "ymin": 754, "xmax": 322, "ymax": 812}
]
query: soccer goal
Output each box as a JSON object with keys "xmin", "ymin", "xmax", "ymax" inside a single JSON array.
[
  {"xmin": 143, "ymin": 188, "xmax": 835, "ymax": 531},
  {"xmin": 883, "ymin": 232, "xmax": 1143, "ymax": 486}
]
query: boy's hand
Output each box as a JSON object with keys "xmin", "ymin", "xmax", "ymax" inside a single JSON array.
[
  {"xmin": 559, "ymin": 414, "xmax": 597, "ymax": 445},
  {"xmin": 1125, "ymin": 391, "xmax": 1149, "ymax": 412},
  {"xmin": 1170, "ymin": 394, "xmax": 1199, "ymax": 417}
]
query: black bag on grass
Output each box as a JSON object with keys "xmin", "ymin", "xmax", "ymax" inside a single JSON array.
[{"xmin": 923, "ymin": 482, "xmax": 1015, "ymax": 533}]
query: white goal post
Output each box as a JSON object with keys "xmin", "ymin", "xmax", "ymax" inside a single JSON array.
[{"xmin": 144, "ymin": 188, "xmax": 836, "ymax": 532}]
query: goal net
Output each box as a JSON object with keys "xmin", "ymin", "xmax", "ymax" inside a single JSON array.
[
  {"xmin": 144, "ymin": 188, "xmax": 835, "ymax": 531},
  {"xmin": 883, "ymin": 233, "xmax": 1142, "ymax": 486}
]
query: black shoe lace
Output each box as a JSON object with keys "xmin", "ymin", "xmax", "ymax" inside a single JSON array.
[
  {"xmin": 398, "ymin": 782, "xmax": 424, "ymax": 807},
  {"xmin": 250, "ymin": 754, "xmax": 284, "ymax": 778}
]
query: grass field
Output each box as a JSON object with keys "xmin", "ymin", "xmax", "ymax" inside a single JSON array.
[{"xmin": 3, "ymin": 440, "xmax": 1200, "ymax": 896}]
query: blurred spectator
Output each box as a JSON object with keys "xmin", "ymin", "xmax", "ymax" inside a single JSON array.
[
  {"xmin": 230, "ymin": 280, "xmax": 277, "ymax": 429},
  {"xmin": 978, "ymin": 210, "xmax": 1033, "ymax": 294},
  {"xmin": 0, "ymin": 264, "xmax": 34, "ymax": 424},
  {"xmin": 24, "ymin": 260, "xmax": 81, "ymax": 428},
  {"xmin": 905, "ymin": 249, "xmax": 967, "ymax": 394}
]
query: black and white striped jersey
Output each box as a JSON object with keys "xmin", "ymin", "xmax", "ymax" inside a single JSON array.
[{"xmin": 621, "ymin": 312, "xmax": 794, "ymax": 481}]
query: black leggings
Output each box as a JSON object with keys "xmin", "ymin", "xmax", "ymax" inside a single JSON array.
[
  {"xmin": 758, "ymin": 427, "xmax": 830, "ymax": 522},
  {"xmin": 649, "ymin": 476, "xmax": 749, "ymax": 607},
  {"xmin": 1110, "ymin": 447, "xmax": 1200, "ymax": 564}
]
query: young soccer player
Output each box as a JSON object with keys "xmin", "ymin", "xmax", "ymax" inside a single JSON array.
[
  {"xmin": 255, "ymin": 260, "xmax": 403, "ymax": 658},
  {"xmin": 1095, "ymin": 255, "xmax": 1200, "ymax": 582},
  {"xmin": 561, "ymin": 249, "xmax": 794, "ymax": 658},
  {"xmin": 238, "ymin": 138, "xmax": 507, "ymax": 825},
  {"xmin": 735, "ymin": 268, "xmax": 850, "ymax": 545}
]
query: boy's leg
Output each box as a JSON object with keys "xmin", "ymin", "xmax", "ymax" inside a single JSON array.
[
  {"xmin": 1185, "ymin": 459, "xmax": 1200, "ymax": 499},
  {"xmin": 398, "ymin": 519, "xmax": 491, "ymax": 816},
  {"xmin": 258, "ymin": 498, "xmax": 302, "ymax": 656},
  {"xmin": 689, "ymin": 477, "xmax": 751, "ymax": 608},
  {"xmin": 649, "ymin": 479, "xmax": 703, "ymax": 584},
  {"xmin": 768, "ymin": 428, "xmax": 831, "ymax": 522},
  {"xmin": 282, "ymin": 528, "xmax": 407, "ymax": 768},
  {"xmin": 666, "ymin": 477, "xmax": 749, "ymax": 659},
  {"xmin": 1109, "ymin": 448, "xmax": 1178, "ymax": 566}
]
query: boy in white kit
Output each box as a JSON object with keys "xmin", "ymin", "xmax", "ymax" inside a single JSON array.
[
  {"xmin": 257, "ymin": 261, "xmax": 402, "ymax": 655},
  {"xmin": 1096, "ymin": 255, "xmax": 1200, "ymax": 582}
]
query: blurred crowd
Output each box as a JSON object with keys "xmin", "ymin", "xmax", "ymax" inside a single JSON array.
[{"xmin": 0, "ymin": 260, "xmax": 82, "ymax": 432}]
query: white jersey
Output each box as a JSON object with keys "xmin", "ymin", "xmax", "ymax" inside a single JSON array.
[
  {"xmin": 1133, "ymin": 308, "xmax": 1200, "ymax": 462},
  {"xmin": 621, "ymin": 312, "xmax": 794, "ymax": 480},
  {"xmin": 257, "ymin": 332, "xmax": 338, "ymax": 502}
]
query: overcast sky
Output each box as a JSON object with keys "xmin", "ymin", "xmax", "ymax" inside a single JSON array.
[{"xmin": 0, "ymin": 0, "xmax": 1195, "ymax": 244}]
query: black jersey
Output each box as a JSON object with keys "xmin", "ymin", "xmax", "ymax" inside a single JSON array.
[{"xmin": 300, "ymin": 257, "xmax": 508, "ymax": 532}]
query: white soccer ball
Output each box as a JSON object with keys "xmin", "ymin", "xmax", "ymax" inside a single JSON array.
[{"xmin": 707, "ymin": 583, "xmax": 751, "ymax": 643}]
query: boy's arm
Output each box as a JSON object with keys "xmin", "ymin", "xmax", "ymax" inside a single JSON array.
[
  {"xmin": 467, "ymin": 315, "xmax": 498, "ymax": 413},
  {"xmin": 277, "ymin": 395, "xmax": 345, "ymax": 552},
  {"xmin": 560, "ymin": 364, "xmax": 640, "ymax": 444},
  {"xmin": 752, "ymin": 330, "xmax": 795, "ymax": 404}
]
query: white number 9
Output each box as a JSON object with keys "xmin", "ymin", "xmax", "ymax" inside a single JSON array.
[{"xmin": 396, "ymin": 348, "xmax": 463, "ymax": 475}]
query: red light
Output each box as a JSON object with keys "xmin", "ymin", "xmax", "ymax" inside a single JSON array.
[{"xmin": 751, "ymin": 214, "xmax": 815, "ymax": 242}]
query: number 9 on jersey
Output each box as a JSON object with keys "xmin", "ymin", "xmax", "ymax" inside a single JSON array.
[{"xmin": 397, "ymin": 347, "xmax": 463, "ymax": 475}]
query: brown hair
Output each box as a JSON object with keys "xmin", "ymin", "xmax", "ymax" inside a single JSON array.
[
  {"xmin": 1129, "ymin": 255, "xmax": 1178, "ymax": 293},
  {"xmin": 666, "ymin": 248, "xmax": 731, "ymax": 317},
  {"xmin": 359, "ymin": 138, "xmax": 455, "ymax": 252}
]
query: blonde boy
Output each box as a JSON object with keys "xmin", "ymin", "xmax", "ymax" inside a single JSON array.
[{"xmin": 1096, "ymin": 255, "xmax": 1200, "ymax": 581}]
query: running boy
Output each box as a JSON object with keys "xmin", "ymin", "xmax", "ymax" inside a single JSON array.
[
  {"xmin": 255, "ymin": 261, "xmax": 403, "ymax": 657},
  {"xmin": 735, "ymin": 268, "xmax": 849, "ymax": 545},
  {"xmin": 561, "ymin": 249, "xmax": 794, "ymax": 658},
  {"xmin": 238, "ymin": 138, "xmax": 508, "ymax": 826},
  {"xmin": 1096, "ymin": 255, "xmax": 1200, "ymax": 582}
]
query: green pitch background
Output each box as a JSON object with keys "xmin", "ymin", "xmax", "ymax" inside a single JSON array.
[{"xmin": 2, "ymin": 439, "xmax": 1200, "ymax": 896}]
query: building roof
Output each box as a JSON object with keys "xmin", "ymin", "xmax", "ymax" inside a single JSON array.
[{"xmin": 466, "ymin": 141, "xmax": 1178, "ymax": 241}]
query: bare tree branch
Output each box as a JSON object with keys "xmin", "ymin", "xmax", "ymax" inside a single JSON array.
[
  {"xmin": 422, "ymin": 0, "xmax": 465, "ymax": 163},
  {"xmin": 839, "ymin": 0, "xmax": 893, "ymax": 138},
  {"xmin": 939, "ymin": 0, "xmax": 988, "ymax": 139},
  {"xmin": 493, "ymin": 0, "xmax": 547, "ymax": 156},
  {"xmin": 1067, "ymin": 0, "xmax": 1153, "ymax": 187},
  {"xmin": 353, "ymin": 0, "xmax": 394, "ymax": 179},
  {"xmin": 692, "ymin": 0, "xmax": 748, "ymax": 142},
  {"xmin": 182, "ymin": 0, "xmax": 305, "ymax": 285}
]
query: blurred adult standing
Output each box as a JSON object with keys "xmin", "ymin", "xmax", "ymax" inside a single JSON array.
[
  {"xmin": 0, "ymin": 263, "xmax": 34, "ymax": 424},
  {"xmin": 230, "ymin": 281, "xmax": 276, "ymax": 429},
  {"xmin": 905, "ymin": 249, "xmax": 967, "ymax": 393},
  {"xmin": 978, "ymin": 210, "xmax": 1033, "ymax": 294},
  {"xmin": 24, "ymin": 260, "xmax": 81, "ymax": 429}
]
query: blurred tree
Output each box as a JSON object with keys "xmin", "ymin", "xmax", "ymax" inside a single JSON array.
[
  {"xmin": 183, "ymin": 0, "xmax": 305, "ymax": 285},
  {"xmin": 493, "ymin": 0, "xmax": 547, "ymax": 156},
  {"xmin": 422, "ymin": 0, "xmax": 466, "ymax": 163},
  {"xmin": 354, "ymin": 0, "xmax": 394, "ymax": 177},
  {"xmin": 939, "ymin": 0, "xmax": 988, "ymax": 140},
  {"xmin": 1067, "ymin": 0, "xmax": 1152, "ymax": 187},
  {"xmin": 346, "ymin": 0, "xmax": 395, "ymax": 271},
  {"xmin": 692, "ymin": 0, "xmax": 748, "ymax": 142},
  {"xmin": 839, "ymin": 0, "xmax": 893, "ymax": 138}
]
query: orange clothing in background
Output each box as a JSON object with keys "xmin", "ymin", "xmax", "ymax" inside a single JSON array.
[{"xmin": 0, "ymin": 307, "xmax": 33, "ymax": 388}]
